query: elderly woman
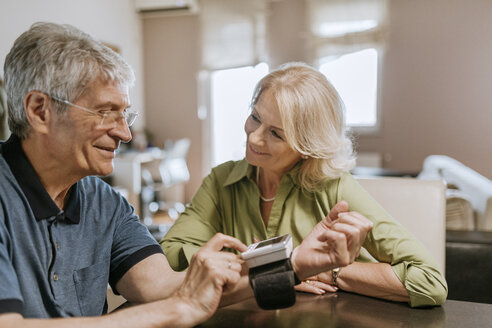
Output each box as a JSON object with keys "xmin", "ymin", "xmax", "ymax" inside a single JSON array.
[{"xmin": 161, "ymin": 62, "xmax": 447, "ymax": 307}]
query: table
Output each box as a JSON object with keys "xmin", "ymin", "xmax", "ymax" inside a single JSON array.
[{"xmin": 198, "ymin": 291, "xmax": 492, "ymax": 328}]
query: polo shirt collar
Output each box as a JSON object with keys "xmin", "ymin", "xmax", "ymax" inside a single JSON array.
[
  {"xmin": 1, "ymin": 134, "xmax": 81, "ymax": 223},
  {"xmin": 223, "ymin": 158, "xmax": 303, "ymax": 187}
]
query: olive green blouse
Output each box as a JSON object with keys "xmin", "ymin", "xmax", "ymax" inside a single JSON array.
[{"xmin": 160, "ymin": 159, "xmax": 447, "ymax": 307}]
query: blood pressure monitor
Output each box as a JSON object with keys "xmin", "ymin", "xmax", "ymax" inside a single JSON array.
[
  {"xmin": 241, "ymin": 234, "xmax": 293, "ymax": 268},
  {"xmin": 244, "ymin": 234, "xmax": 300, "ymax": 310}
]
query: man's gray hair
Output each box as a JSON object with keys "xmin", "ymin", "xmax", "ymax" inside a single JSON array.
[{"xmin": 3, "ymin": 22, "xmax": 135, "ymax": 139}]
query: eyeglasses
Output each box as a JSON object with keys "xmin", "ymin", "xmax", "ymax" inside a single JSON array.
[{"xmin": 49, "ymin": 95, "xmax": 139, "ymax": 127}]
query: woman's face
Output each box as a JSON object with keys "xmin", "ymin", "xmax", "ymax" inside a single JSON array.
[{"xmin": 244, "ymin": 88, "xmax": 302, "ymax": 176}]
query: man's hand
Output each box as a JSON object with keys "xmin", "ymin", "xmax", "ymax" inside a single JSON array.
[
  {"xmin": 172, "ymin": 233, "xmax": 247, "ymax": 326},
  {"xmin": 291, "ymin": 201, "xmax": 373, "ymax": 280}
]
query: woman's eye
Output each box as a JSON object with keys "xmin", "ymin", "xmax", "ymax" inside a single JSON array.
[
  {"xmin": 251, "ymin": 113, "xmax": 260, "ymax": 122},
  {"xmin": 271, "ymin": 130, "xmax": 283, "ymax": 140}
]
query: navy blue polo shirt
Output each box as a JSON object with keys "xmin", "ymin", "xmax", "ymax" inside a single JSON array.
[{"xmin": 0, "ymin": 135, "xmax": 162, "ymax": 317}]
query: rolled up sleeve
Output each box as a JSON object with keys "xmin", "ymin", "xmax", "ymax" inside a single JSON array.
[
  {"xmin": 337, "ymin": 173, "xmax": 448, "ymax": 307},
  {"xmin": 393, "ymin": 260, "xmax": 447, "ymax": 307}
]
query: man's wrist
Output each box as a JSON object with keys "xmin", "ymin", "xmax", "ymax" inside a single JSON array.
[{"xmin": 168, "ymin": 294, "xmax": 208, "ymax": 327}]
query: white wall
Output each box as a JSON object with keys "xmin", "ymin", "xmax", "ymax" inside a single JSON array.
[{"xmin": 0, "ymin": 0, "xmax": 146, "ymax": 129}]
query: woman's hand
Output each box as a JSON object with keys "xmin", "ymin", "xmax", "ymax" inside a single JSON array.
[
  {"xmin": 291, "ymin": 201, "xmax": 373, "ymax": 280},
  {"xmin": 331, "ymin": 210, "xmax": 373, "ymax": 260},
  {"xmin": 294, "ymin": 271, "xmax": 338, "ymax": 295}
]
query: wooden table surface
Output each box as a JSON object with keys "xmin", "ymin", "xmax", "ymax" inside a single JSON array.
[{"xmin": 198, "ymin": 291, "xmax": 492, "ymax": 328}]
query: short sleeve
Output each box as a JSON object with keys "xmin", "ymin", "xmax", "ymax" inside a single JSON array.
[
  {"xmin": 108, "ymin": 191, "xmax": 162, "ymax": 292},
  {"xmin": 0, "ymin": 217, "xmax": 23, "ymax": 314}
]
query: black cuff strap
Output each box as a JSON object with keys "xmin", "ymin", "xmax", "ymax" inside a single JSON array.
[
  {"xmin": 249, "ymin": 259, "xmax": 298, "ymax": 310},
  {"xmin": 286, "ymin": 256, "xmax": 302, "ymax": 285}
]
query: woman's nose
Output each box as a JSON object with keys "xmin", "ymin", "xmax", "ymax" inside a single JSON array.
[{"xmin": 248, "ymin": 125, "xmax": 266, "ymax": 145}]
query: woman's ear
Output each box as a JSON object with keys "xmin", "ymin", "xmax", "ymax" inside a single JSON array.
[{"xmin": 24, "ymin": 91, "xmax": 51, "ymax": 134}]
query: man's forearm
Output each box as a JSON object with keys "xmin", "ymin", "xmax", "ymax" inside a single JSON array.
[
  {"xmin": 115, "ymin": 254, "xmax": 187, "ymax": 303},
  {"xmin": 0, "ymin": 296, "xmax": 204, "ymax": 328},
  {"xmin": 134, "ymin": 270, "xmax": 186, "ymax": 302}
]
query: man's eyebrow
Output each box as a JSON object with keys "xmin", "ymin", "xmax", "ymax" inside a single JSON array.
[{"xmin": 94, "ymin": 101, "xmax": 132, "ymax": 110}]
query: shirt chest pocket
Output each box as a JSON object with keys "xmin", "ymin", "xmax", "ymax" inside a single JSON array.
[{"xmin": 73, "ymin": 261, "xmax": 109, "ymax": 316}]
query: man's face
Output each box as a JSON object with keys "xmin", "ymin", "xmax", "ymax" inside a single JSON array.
[{"xmin": 48, "ymin": 78, "xmax": 132, "ymax": 178}]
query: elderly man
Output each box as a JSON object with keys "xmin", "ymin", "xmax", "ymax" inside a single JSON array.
[
  {"xmin": 0, "ymin": 77, "xmax": 8, "ymax": 139},
  {"xmin": 0, "ymin": 22, "xmax": 372, "ymax": 327}
]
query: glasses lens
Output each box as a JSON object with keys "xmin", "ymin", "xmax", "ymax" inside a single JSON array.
[
  {"xmin": 99, "ymin": 111, "xmax": 138, "ymax": 127},
  {"xmin": 126, "ymin": 111, "xmax": 138, "ymax": 126}
]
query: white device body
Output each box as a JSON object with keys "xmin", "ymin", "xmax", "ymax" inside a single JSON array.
[{"xmin": 241, "ymin": 234, "xmax": 293, "ymax": 268}]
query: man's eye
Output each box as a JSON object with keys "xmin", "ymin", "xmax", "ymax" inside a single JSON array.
[{"xmin": 98, "ymin": 110, "xmax": 113, "ymax": 116}]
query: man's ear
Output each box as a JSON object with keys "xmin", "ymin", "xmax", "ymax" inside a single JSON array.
[{"xmin": 24, "ymin": 91, "xmax": 52, "ymax": 134}]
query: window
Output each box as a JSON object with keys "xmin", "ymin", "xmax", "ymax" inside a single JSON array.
[
  {"xmin": 308, "ymin": 0, "xmax": 387, "ymax": 133},
  {"xmin": 210, "ymin": 63, "xmax": 269, "ymax": 166},
  {"xmin": 319, "ymin": 48, "xmax": 379, "ymax": 129}
]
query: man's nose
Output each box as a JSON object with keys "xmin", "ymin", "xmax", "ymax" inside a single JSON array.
[{"xmin": 110, "ymin": 118, "xmax": 132, "ymax": 143}]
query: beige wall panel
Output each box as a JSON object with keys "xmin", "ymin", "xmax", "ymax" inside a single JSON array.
[{"xmin": 143, "ymin": 15, "xmax": 202, "ymax": 202}]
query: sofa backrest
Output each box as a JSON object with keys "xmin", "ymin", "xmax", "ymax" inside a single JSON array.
[{"xmin": 357, "ymin": 177, "xmax": 446, "ymax": 272}]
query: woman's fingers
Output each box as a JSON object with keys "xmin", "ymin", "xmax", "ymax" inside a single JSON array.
[
  {"xmin": 295, "ymin": 281, "xmax": 325, "ymax": 295},
  {"xmin": 293, "ymin": 209, "xmax": 372, "ymax": 279},
  {"xmin": 295, "ymin": 279, "xmax": 338, "ymax": 295},
  {"xmin": 329, "ymin": 221, "xmax": 361, "ymax": 259},
  {"xmin": 337, "ymin": 212, "xmax": 374, "ymax": 232},
  {"xmin": 306, "ymin": 279, "xmax": 338, "ymax": 292},
  {"xmin": 327, "ymin": 200, "xmax": 349, "ymax": 221}
]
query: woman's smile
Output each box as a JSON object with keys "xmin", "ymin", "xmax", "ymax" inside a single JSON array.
[{"xmin": 248, "ymin": 144, "xmax": 269, "ymax": 156}]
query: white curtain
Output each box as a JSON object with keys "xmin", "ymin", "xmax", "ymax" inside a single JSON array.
[
  {"xmin": 307, "ymin": 0, "xmax": 388, "ymax": 59},
  {"xmin": 200, "ymin": 0, "xmax": 267, "ymax": 70}
]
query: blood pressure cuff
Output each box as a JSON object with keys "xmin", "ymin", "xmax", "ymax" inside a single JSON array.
[{"xmin": 248, "ymin": 259, "xmax": 300, "ymax": 310}]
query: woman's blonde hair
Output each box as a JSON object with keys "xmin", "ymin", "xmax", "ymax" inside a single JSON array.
[{"xmin": 251, "ymin": 62, "xmax": 356, "ymax": 191}]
